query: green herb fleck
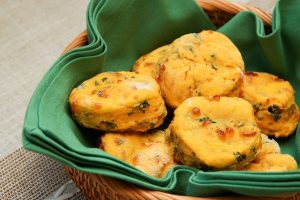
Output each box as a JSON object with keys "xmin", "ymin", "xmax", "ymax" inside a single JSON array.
[
  {"xmin": 253, "ymin": 104, "xmax": 260, "ymax": 112},
  {"xmin": 94, "ymin": 81, "xmax": 100, "ymax": 86},
  {"xmin": 233, "ymin": 152, "xmax": 246, "ymax": 163},
  {"xmin": 136, "ymin": 101, "xmax": 150, "ymax": 113},
  {"xmin": 149, "ymin": 122, "xmax": 155, "ymax": 128},
  {"xmin": 115, "ymin": 138, "xmax": 125, "ymax": 145},
  {"xmin": 140, "ymin": 101, "xmax": 150, "ymax": 109},
  {"xmin": 128, "ymin": 101, "xmax": 150, "ymax": 115},
  {"xmin": 101, "ymin": 77, "xmax": 108, "ymax": 82},
  {"xmin": 252, "ymin": 146, "xmax": 257, "ymax": 153},
  {"xmin": 210, "ymin": 54, "xmax": 215, "ymax": 58},
  {"xmin": 99, "ymin": 121, "xmax": 117, "ymax": 130},
  {"xmin": 96, "ymin": 90, "xmax": 108, "ymax": 98},
  {"xmin": 268, "ymin": 105, "xmax": 281, "ymax": 121},
  {"xmin": 211, "ymin": 64, "xmax": 217, "ymax": 70},
  {"xmin": 83, "ymin": 112, "xmax": 90, "ymax": 118},
  {"xmin": 137, "ymin": 121, "xmax": 150, "ymax": 126},
  {"xmin": 131, "ymin": 76, "xmax": 135, "ymax": 78},
  {"xmin": 199, "ymin": 117, "xmax": 216, "ymax": 123},
  {"xmin": 169, "ymin": 134, "xmax": 175, "ymax": 143},
  {"xmin": 173, "ymin": 145, "xmax": 178, "ymax": 155},
  {"xmin": 188, "ymin": 46, "xmax": 193, "ymax": 52}
]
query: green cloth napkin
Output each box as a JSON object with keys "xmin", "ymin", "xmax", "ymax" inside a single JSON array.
[{"xmin": 23, "ymin": 0, "xmax": 300, "ymax": 197}]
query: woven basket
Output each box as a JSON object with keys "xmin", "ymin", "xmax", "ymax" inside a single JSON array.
[{"xmin": 63, "ymin": 1, "xmax": 299, "ymax": 199}]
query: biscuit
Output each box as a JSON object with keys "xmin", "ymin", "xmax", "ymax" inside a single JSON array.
[
  {"xmin": 243, "ymin": 133, "xmax": 297, "ymax": 172},
  {"xmin": 168, "ymin": 96, "xmax": 262, "ymax": 170},
  {"xmin": 240, "ymin": 72, "xmax": 299, "ymax": 137},
  {"xmin": 158, "ymin": 31, "xmax": 244, "ymax": 108},
  {"xmin": 100, "ymin": 130, "xmax": 175, "ymax": 177},
  {"xmin": 244, "ymin": 153, "xmax": 297, "ymax": 172},
  {"xmin": 69, "ymin": 71, "xmax": 167, "ymax": 132},
  {"xmin": 133, "ymin": 45, "xmax": 169, "ymax": 80}
]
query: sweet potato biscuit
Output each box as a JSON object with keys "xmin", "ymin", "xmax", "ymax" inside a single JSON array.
[
  {"xmin": 168, "ymin": 96, "xmax": 262, "ymax": 170},
  {"xmin": 244, "ymin": 153, "xmax": 297, "ymax": 172},
  {"xmin": 69, "ymin": 71, "xmax": 167, "ymax": 132},
  {"xmin": 158, "ymin": 31, "xmax": 244, "ymax": 108},
  {"xmin": 133, "ymin": 45, "xmax": 169, "ymax": 80},
  {"xmin": 240, "ymin": 72, "xmax": 299, "ymax": 137},
  {"xmin": 100, "ymin": 130, "xmax": 175, "ymax": 177}
]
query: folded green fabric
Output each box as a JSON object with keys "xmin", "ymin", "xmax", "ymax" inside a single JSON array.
[
  {"xmin": 25, "ymin": 133, "xmax": 300, "ymax": 197},
  {"xmin": 23, "ymin": 0, "xmax": 300, "ymax": 197}
]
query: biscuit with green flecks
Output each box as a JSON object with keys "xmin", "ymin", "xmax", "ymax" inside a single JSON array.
[
  {"xmin": 242, "ymin": 134, "xmax": 297, "ymax": 172},
  {"xmin": 69, "ymin": 71, "xmax": 167, "ymax": 132},
  {"xmin": 158, "ymin": 31, "xmax": 244, "ymax": 108},
  {"xmin": 100, "ymin": 130, "xmax": 175, "ymax": 177},
  {"xmin": 240, "ymin": 72, "xmax": 299, "ymax": 137},
  {"xmin": 168, "ymin": 96, "xmax": 262, "ymax": 170}
]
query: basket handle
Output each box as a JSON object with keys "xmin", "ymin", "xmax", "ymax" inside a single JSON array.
[{"xmin": 197, "ymin": 0, "xmax": 272, "ymax": 25}]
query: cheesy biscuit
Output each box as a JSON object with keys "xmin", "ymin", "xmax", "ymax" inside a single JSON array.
[
  {"xmin": 100, "ymin": 130, "xmax": 175, "ymax": 177},
  {"xmin": 159, "ymin": 31, "xmax": 244, "ymax": 108},
  {"xmin": 168, "ymin": 96, "xmax": 262, "ymax": 170},
  {"xmin": 240, "ymin": 72, "xmax": 299, "ymax": 137},
  {"xmin": 69, "ymin": 71, "xmax": 167, "ymax": 132}
]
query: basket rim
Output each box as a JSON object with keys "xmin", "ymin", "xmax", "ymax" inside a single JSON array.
[{"xmin": 197, "ymin": 0, "xmax": 272, "ymax": 25}]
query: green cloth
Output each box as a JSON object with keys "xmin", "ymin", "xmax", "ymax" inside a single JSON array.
[{"xmin": 23, "ymin": 0, "xmax": 300, "ymax": 197}]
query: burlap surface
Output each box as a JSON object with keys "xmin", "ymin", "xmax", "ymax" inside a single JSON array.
[
  {"xmin": 0, "ymin": 148, "xmax": 87, "ymax": 200},
  {"xmin": 0, "ymin": 0, "xmax": 89, "ymax": 160}
]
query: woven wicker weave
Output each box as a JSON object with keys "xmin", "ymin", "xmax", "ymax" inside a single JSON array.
[{"xmin": 63, "ymin": 1, "xmax": 300, "ymax": 199}]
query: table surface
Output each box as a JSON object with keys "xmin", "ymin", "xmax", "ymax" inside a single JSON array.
[{"xmin": 0, "ymin": 0, "xmax": 276, "ymax": 199}]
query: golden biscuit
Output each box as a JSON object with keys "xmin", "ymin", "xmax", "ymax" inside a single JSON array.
[
  {"xmin": 133, "ymin": 45, "xmax": 169, "ymax": 80},
  {"xmin": 240, "ymin": 72, "xmax": 299, "ymax": 137},
  {"xmin": 242, "ymin": 133, "xmax": 297, "ymax": 172},
  {"xmin": 158, "ymin": 31, "xmax": 244, "ymax": 108},
  {"xmin": 244, "ymin": 153, "xmax": 297, "ymax": 172},
  {"xmin": 69, "ymin": 71, "xmax": 167, "ymax": 132},
  {"xmin": 100, "ymin": 130, "xmax": 175, "ymax": 177},
  {"xmin": 168, "ymin": 96, "xmax": 262, "ymax": 170}
]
